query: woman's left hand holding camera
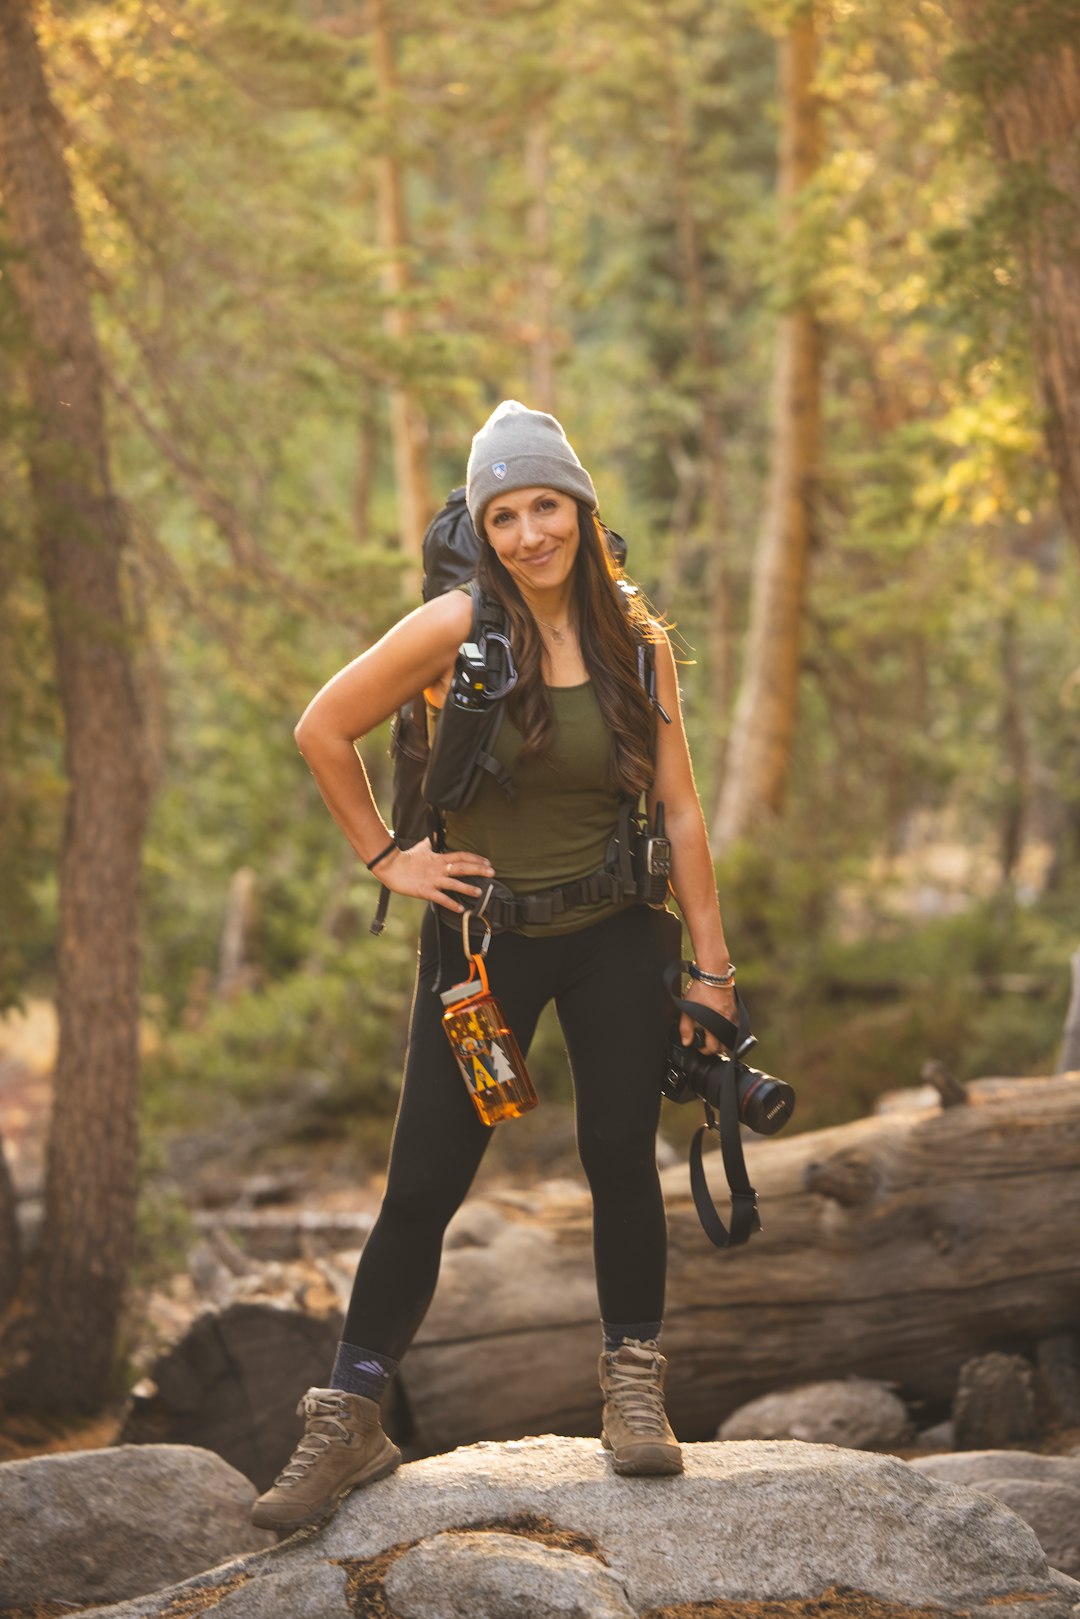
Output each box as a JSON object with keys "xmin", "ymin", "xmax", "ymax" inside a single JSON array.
[{"xmin": 679, "ymin": 978, "xmax": 736, "ymax": 1056}]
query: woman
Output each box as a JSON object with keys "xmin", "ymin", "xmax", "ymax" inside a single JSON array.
[{"xmin": 252, "ymin": 401, "xmax": 737, "ymax": 1531}]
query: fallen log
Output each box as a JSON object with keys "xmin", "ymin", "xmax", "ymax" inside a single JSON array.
[{"xmin": 401, "ymin": 1074, "xmax": 1080, "ymax": 1453}]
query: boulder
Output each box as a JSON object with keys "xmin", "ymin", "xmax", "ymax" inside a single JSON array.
[
  {"xmin": 910, "ymin": 1451, "xmax": 1080, "ymax": 1579},
  {"xmin": 717, "ymin": 1378, "xmax": 911, "ymax": 1450},
  {"xmin": 974, "ymin": 1480, "xmax": 1080, "ymax": 1581},
  {"xmin": 0, "ymin": 1443, "xmax": 274, "ymax": 1609},
  {"xmin": 953, "ymin": 1351, "xmax": 1038, "ymax": 1449},
  {"xmin": 384, "ymin": 1530, "xmax": 636, "ymax": 1618},
  {"xmin": 914, "ymin": 1418, "xmax": 954, "ymax": 1450},
  {"xmin": 910, "ymin": 1450, "xmax": 1080, "ymax": 1490},
  {"xmin": 75, "ymin": 1436, "xmax": 1080, "ymax": 1619}
]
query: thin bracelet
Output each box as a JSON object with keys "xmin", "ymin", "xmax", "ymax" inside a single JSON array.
[
  {"xmin": 689, "ymin": 961, "xmax": 736, "ymax": 988},
  {"xmin": 365, "ymin": 836, "xmax": 399, "ymax": 873}
]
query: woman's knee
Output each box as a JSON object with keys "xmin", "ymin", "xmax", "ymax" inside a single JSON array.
[
  {"xmin": 375, "ymin": 1175, "xmax": 466, "ymax": 1240},
  {"xmin": 576, "ymin": 1125, "xmax": 660, "ymax": 1196}
]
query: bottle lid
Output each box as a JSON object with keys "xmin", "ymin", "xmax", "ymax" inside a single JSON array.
[{"xmin": 440, "ymin": 979, "xmax": 484, "ymax": 1008}]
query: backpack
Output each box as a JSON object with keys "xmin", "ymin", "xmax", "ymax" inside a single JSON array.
[
  {"xmin": 388, "ymin": 488, "xmax": 513, "ymax": 854},
  {"xmin": 372, "ymin": 488, "xmax": 656, "ymax": 937}
]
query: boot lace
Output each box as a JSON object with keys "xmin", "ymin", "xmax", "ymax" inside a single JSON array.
[
  {"xmin": 273, "ymin": 1391, "xmax": 351, "ymax": 1489},
  {"xmin": 604, "ymin": 1342, "xmax": 668, "ymax": 1436}
]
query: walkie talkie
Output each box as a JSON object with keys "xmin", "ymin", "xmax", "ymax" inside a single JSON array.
[
  {"xmin": 638, "ymin": 800, "xmax": 673, "ymax": 905},
  {"xmin": 449, "ymin": 642, "xmax": 488, "ymax": 710}
]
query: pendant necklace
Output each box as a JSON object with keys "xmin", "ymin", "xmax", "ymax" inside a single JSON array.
[{"xmin": 536, "ymin": 616, "xmax": 571, "ymax": 645}]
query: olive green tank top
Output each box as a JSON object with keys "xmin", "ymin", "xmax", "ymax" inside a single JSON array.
[{"xmin": 436, "ymin": 682, "xmax": 631, "ymax": 936}]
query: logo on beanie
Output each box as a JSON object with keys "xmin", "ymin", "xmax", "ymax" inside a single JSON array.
[{"xmin": 492, "ymin": 462, "xmax": 507, "ymax": 480}]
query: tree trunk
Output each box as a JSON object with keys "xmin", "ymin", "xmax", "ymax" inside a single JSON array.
[
  {"xmin": 948, "ymin": 5, "xmax": 1080, "ymax": 565},
  {"xmin": 217, "ymin": 867, "xmax": 259, "ymax": 1000},
  {"xmin": 0, "ymin": 1139, "xmax": 19, "ymax": 1313},
  {"xmin": 713, "ymin": 10, "xmax": 822, "ymax": 847},
  {"xmin": 370, "ymin": 0, "xmax": 433, "ymax": 570},
  {"xmin": 401, "ymin": 1076, "xmax": 1080, "ymax": 1452},
  {"xmin": 0, "ymin": 1, "xmax": 150, "ymax": 1409}
]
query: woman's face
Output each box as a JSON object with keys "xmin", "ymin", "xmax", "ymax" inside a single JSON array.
[{"xmin": 483, "ymin": 487, "xmax": 579, "ymax": 598}]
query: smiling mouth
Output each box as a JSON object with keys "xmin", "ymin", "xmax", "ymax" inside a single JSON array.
[{"xmin": 522, "ymin": 548, "xmax": 556, "ymax": 567}]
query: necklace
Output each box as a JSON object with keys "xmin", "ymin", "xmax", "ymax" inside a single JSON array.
[{"xmin": 536, "ymin": 615, "xmax": 571, "ymax": 644}]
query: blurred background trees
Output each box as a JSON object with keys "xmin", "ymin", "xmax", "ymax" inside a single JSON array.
[{"xmin": 1, "ymin": 0, "xmax": 1077, "ymax": 1410}]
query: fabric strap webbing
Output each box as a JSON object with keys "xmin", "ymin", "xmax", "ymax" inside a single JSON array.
[{"xmin": 663, "ymin": 967, "xmax": 762, "ymax": 1250}]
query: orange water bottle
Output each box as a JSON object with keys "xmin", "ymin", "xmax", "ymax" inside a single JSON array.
[{"xmin": 440, "ymin": 955, "xmax": 538, "ymax": 1127}]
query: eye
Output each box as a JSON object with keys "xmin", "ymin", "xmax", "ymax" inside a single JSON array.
[
  {"xmin": 538, "ymin": 497, "xmax": 557, "ymax": 510},
  {"xmin": 490, "ymin": 510, "xmax": 513, "ymax": 526}
]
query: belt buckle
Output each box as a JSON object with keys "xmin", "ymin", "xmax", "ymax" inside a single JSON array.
[{"xmin": 526, "ymin": 893, "xmax": 555, "ymax": 925}]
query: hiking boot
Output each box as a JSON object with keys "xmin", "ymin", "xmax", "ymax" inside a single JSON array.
[
  {"xmin": 251, "ymin": 1387, "xmax": 401, "ymax": 1531},
  {"xmin": 599, "ymin": 1338, "xmax": 683, "ymax": 1476}
]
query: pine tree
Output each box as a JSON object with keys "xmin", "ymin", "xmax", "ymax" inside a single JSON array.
[{"xmin": 0, "ymin": 0, "xmax": 151, "ymax": 1408}]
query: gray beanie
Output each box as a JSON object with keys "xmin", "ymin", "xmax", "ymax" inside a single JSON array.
[{"xmin": 466, "ymin": 400, "xmax": 597, "ymax": 538}]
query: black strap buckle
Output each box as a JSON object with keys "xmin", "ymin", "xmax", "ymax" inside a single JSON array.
[{"xmin": 522, "ymin": 892, "xmax": 555, "ymax": 925}]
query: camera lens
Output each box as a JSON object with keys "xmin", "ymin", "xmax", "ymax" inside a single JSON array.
[{"xmin": 737, "ymin": 1066, "xmax": 795, "ymax": 1135}]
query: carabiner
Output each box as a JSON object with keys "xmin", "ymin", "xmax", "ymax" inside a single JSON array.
[{"xmin": 461, "ymin": 896, "xmax": 494, "ymax": 961}]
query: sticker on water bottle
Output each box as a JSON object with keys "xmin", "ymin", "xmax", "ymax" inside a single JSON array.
[{"xmin": 458, "ymin": 1030, "xmax": 516, "ymax": 1095}]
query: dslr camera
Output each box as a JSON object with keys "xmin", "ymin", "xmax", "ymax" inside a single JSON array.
[{"xmin": 662, "ymin": 1035, "xmax": 795, "ymax": 1136}]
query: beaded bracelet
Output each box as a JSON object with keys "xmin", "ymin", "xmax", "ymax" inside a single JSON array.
[
  {"xmin": 689, "ymin": 961, "xmax": 736, "ymax": 988},
  {"xmin": 365, "ymin": 836, "xmax": 399, "ymax": 873}
]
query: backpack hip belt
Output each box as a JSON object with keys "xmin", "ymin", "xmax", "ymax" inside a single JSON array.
[{"xmin": 439, "ymin": 867, "xmax": 627, "ymax": 935}]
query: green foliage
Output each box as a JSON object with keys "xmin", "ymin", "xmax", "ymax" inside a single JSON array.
[
  {"xmin": 141, "ymin": 905, "xmax": 420, "ymax": 1167},
  {"xmin": 706, "ymin": 840, "xmax": 1074, "ymax": 1132}
]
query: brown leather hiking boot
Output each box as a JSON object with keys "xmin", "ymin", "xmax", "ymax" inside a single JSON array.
[
  {"xmin": 599, "ymin": 1338, "xmax": 683, "ymax": 1476},
  {"xmin": 251, "ymin": 1387, "xmax": 401, "ymax": 1531}
]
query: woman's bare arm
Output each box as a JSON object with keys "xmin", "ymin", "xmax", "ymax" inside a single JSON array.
[
  {"xmin": 294, "ymin": 591, "xmax": 494, "ymax": 910},
  {"xmin": 648, "ymin": 627, "xmax": 736, "ymax": 1050}
]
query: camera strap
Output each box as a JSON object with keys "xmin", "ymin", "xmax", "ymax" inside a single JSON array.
[{"xmin": 663, "ymin": 965, "xmax": 762, "ymax": 1250}]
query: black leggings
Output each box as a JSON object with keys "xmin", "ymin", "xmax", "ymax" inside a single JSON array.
[{"xmin": 343, "ymin": 902, "xmax": 681, "ymax": 1359}]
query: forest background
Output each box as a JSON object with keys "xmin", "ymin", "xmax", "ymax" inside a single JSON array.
[{"xmin": 0, "ymin": 0, "xmax": 1078, "ymax": 1414}]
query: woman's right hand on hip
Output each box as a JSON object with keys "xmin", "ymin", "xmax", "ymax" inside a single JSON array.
[{"xmin": 374, "ymin": 843, "xmax": 495, "ymax": 912}]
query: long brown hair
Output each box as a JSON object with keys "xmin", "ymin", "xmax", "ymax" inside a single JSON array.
[{"xmin": 475, "ymin": 501, "xmax": 657, "ymax": 799}]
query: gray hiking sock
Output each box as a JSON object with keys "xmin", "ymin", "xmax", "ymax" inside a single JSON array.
[
  {"xmin": 330, "ymin": 1341, "xmax": 400, "ymax": 1403},
  {"xmin": 602, "ymin": 1320, "xmax": 662, "ymax": 1354}
]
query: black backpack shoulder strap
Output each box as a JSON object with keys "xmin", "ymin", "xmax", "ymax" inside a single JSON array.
[
  {"xmin": 618, "ymin": 581, "xmax": 670, "ymax": 727},
  {"xmin": 421, "ymin": 584, "xmax": 518, "ymax": 814},
  {"xmin": 466, "ymin": 581, "xmax": 517, "ymax": 798}
]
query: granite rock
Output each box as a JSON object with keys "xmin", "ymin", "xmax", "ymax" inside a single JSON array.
[
  {"xmin": 718, "ymin": 1378, "xmax": 912, "ymax": 1450},
  {"xmin": 76, "ymin": 1436, "xmax": 1080, "ymax": 1619},
  {"xmin": 0, "ymin": 1443, "xmax": 273, "ymax": 1609},
  {"xmin": 385, "ymin": 1529, "xmax": 636, "ymax": 1618}
]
